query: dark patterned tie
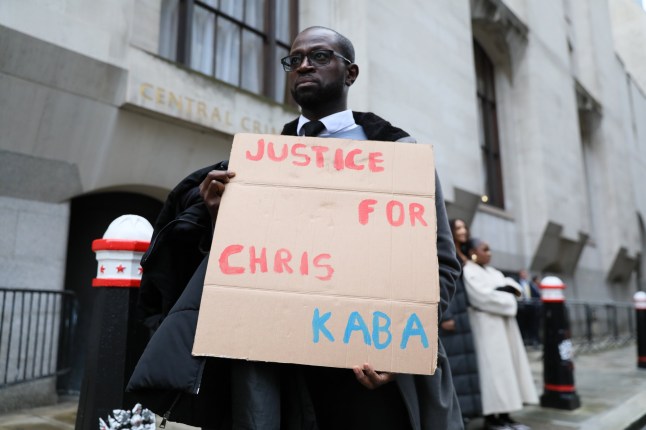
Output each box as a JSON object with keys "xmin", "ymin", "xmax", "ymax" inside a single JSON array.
[{"xmin": 301, "ymin": 120, "xmax": 325, "ymax": 137}]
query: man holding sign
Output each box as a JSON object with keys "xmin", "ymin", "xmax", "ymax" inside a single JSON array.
[{"xmin": 128, "ymin": 26, "xmax": 462, "ymax": 430}]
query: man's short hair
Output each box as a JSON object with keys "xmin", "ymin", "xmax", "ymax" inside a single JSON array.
[
  {"xmin": 334, "ymin": 31, "xmax": 355, "ymax": 63},
  {"xmin": 305, "ymin": 26, "xmax": 355, "ymax": 63}
]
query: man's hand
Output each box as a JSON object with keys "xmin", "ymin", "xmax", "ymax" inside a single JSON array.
[
  {"xmin": 352, "ymin": 363, "xmax": 396, "ymax": 390},
  {"xmin": 199, "ymin": 170, "xmax": 236, "ymax": 221}
]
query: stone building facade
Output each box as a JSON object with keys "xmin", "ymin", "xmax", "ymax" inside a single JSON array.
[{"xmin": 1, "ymin": 0, "xmax": 645, "ymax": 398}]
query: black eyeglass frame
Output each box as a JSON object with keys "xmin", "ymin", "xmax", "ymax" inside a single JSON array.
[{"xmin": 280, "ymin": 49, "xmax": 352, "ymax": 72}]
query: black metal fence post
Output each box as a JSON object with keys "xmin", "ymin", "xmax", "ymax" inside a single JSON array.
[
  {"xmin": 539, "ymin": 276, "xmax": 581, "ymax": 410},
  {"xmin": 635, "ymin": 291, "xmax": 646, "ymax": 369},
  {"xmin": 584, "ymin": 304, "xmax": 593, "ymax": 347},
  {"xmin": 75, "ymin": 215, "xmax": 152, "ymax": 429}
]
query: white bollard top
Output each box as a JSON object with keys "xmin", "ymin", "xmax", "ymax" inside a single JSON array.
[
  {"xmin": 92, "ymin": 215, "xmax": 154, "ymax": 288},
  {"xmin": 103, "ymin": 214, "xmax": 153, "ymax": 241},
  {"xmin": 540, "ymin": 276, "xmax": 565, "ymax": 288},
  {"xmin": 540, "ymin": 275, "xmax": 566, "ymax": 302},
  {"xmin": 635, "ymin": 291, "xmax": 646, "ymax": 310}
]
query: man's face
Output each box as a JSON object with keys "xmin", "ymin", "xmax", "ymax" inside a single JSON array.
[{"xmin": 288, "ymin": 28, "xmax": 350, "ymax": 110}]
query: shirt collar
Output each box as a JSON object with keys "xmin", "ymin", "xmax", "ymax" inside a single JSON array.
[{"xmin": 297, "ymin": 110, "xmax": 356, "ymax": 136}]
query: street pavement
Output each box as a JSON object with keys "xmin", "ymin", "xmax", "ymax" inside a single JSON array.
[
  {"xmin": 0, "ymin": 344, "xmax": 644, "ymax": 430},
  {"xmin": 467, "ymin": 344, "xmax": 646, "ymax": 430}
]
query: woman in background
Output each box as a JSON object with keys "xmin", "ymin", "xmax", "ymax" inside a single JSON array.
[
  {"xmin": 439, "ymin": 219, "xmax": 482, "ymax": 425},
  {"xmin": 463, "ymin": 237, "xmax": 538, "ymax": 430},
  {"xmin": 450, "ymin": 218, "xmax": 470, "ymax": 265}
]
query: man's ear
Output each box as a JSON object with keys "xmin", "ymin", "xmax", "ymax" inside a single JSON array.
[{"xmin": 346, "ymin": 64, "xmax": 359, "ymax": 86}]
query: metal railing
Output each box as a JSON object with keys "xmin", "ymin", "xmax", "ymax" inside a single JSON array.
[
  {"xmin": 566, "ymin": 299, "xmax": 635, "ymax": 352},
  {"xmin": 0, "ymin": 287, "xmax": 636, "ymax": 388},
  {"xmin": 0, "ymin": 287, "xmax": 77, "ymax": 388},
  {"xmin": 518, "ymin": 298, "xmax": 636, "ymax": 353}
]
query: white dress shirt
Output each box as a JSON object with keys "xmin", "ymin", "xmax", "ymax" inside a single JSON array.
[{"xmin": 296, "ymin": 110, "xmax": 359, "ymax": 137}]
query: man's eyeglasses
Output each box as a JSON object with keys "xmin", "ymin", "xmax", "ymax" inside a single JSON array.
[{"xmin": 281, "ymin": 49, "xmax": 352, "ymax": 72}]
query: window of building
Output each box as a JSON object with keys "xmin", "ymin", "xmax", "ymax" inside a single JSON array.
[
  {"xmin": 159, "ymin": 0, "xmax": 297, "ymax": 104},
  {"xmin": 473, "ymin": 40, "xmax": 504, "ymax": 208}
]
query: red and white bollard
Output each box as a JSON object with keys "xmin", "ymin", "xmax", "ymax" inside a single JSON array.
[
  {"xmin": 76, "ymin": 215, "xmax": 153, "ymax": 430},
  {"xmin": 92, "ymin": 215, "xmax": 153, "ymax": 287},
  {"xmin": 635, "ymin": 291, "xmax": 646, "ymax": 369},
  {"xmin": 539, "ymin": 276, "xmax": 581, "ymax": 410}
]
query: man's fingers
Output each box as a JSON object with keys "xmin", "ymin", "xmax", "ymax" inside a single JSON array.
[
  {"xmin": 208, "ymin": 170, "xmax": 236, "ymax": 183},
  {"xmin": 209, "ymin": 179, "xmax": 225, "ymax": 196},
  {"xmin": 353, "ymin": 364, "xmax": 394, "ymax": 390},
  {"xmin": 200, "ymin": 170, "xmax": 235, "ymax": 198},
  {"xmin": 198, "ymin": 170, "xmax": 235, "ymax": 221},
  {"xmin": 361, "ymin": 363, "xmax": 380, "ymax": 381},
  {"xmin": 353, "ymin": 365, "xmax": 375, "ymax": 389}
]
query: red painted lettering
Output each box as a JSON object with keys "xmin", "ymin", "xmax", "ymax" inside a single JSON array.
[
  {"xmin": 311, "ymin": 146, "xmax": 329, "ymax": 168},
  {"xmin": 249, "ymin": 246, "xmax": 268, "ymax": 273},
  {"xmin": 387, "ymin": 201, "xmax": 405, "ymax": 226},
  {"xmin": 291, "ymin": 143, "xmax": 311, "ymax": 166},
  {"xmin": 274, "ymin": 248, "xmax": 293, "ymax": 274},
  {"xmin": 219, "ymin": 245, "xmax": 334, "ymax": 280},
  {"xmin": 267, "ymin": 142, "xmax": 288, "ymax": 161},
  {"xmin": 369, "ymin": 152, "xmax": 385, "ymax": 172},
  {"xmin": 245, "ymin": 141, "xmax": 386, "ymax": 174},
  {"xmin": 409, "ymin": 203, "xmax": 428, "ymax": 227},
  {"xmin": 358, "ymin": 199, "xmax": 378, "ymax": 225},
  {"xmin": 334, "ymin": 148, "xmax": 345, "ymax": 171},
  {"xmin": 300, "ymin": 251, "xmax": 309, "ymax": 275},
  {"xmin": 219, "ymin": 244, "xmax": 245, "ymax": 274},
  {"xmin": 345, "ymin": 149, "xmax": 364, "ymax": 171},
  {"xmin": 246, "ymin": 139, "xmax": 264, "ymax": 161},
  {"xmin": 313, "ymin": 254, "xmax": 334, "ymax": 281},
  {"xmin": 360, "ymin": 199, "xmax": 429, "ymax": 227}
]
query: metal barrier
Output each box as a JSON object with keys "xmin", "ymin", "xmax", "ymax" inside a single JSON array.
[
  {"xmin": 0, "ymin": 287, "xmax": 77, "ymax": 388},
  {"xmin": 519, "ymin": 298, "xmax": 636, "ymax": 353},
  {"xmin": 0, "ymin": 284, "xmax": 636, "ymax": 389},
  {"xmin": 566, "ymin": 299, "xmax": 635, "ymax": 352}
]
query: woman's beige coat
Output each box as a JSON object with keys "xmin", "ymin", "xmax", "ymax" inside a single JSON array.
[{"xmin": 463, "ymin": 262, "xmax": 539, "ymax": 415}]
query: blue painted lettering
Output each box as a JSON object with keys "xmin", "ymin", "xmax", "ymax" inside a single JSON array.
[
  {"xmin": 343, "ymin": 311, "xmax": 371, "ymax": 345},
  {"xmin": 371, "ymin": 311, "xmax": 392, "ymax": 350},
  {"xmin": 312, "ymin": 308, "xmax": 334, "ymax": 343},
  {"xmin": 400, "ymin": 313, "xmax": 429, "ymax": 349}
]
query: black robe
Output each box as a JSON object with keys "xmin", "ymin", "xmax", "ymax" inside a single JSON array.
[{"xmin": 127, "ymin": 112, "xmax": 463, "ymax": 429}]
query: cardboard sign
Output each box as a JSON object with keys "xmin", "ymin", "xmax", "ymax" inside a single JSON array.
[{"xmin": 193, "ymin": 133, "xmax": 440, "ymax": 375}]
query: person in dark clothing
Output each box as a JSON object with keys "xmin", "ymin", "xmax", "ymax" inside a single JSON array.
[
  {"xmin": 515, "ymin": 270, "xmax": 542, "ymax": 347},
  {"xmin": 128, "ymin": 26, "xmax": 463, "ymax": 429},
  {"xmin": 440, "ymin": 219, "xmax": 482, "ymax": 425}
]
